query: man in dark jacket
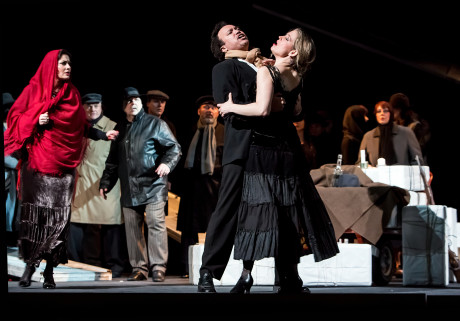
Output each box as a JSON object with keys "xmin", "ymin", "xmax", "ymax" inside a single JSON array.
[
  {"xmin": 99, "ymin": 87, "xmax": 181, "ymax": 282},
  {"xmin": 198, "ymin": 21, "xmax": 262, "ymax": 292},
  {"xmin": 176, "ymin": 95, "xmax": 224, "ymax": 278}
]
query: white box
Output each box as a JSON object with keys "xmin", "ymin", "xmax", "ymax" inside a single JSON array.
[
  {"xmin": 385, "ymin": 192, "xmax": 428, "ymax": 229},
  {"xmin": 457, "ymin": 222, "xmax": 460, "ymax": 254},
  {"xmin": 407, "ymin": 191, "xmax": 428, "ymax": 206},
  {"xmin": 188, "ymin": 245, "xmax": 275, "ymax": 285},
  {"xmin": 446, "ymin": 207, "xmax": 458, "ymax": 252},
  {"xmin": 299, "ymin": 243, "xmax": 372, "ymax": 286},
  {"xmin": 402, "ymin": 205, "xmax": 449, "ymax": 286},
  {"xmin": 446, "ymin": 207, "xmax": 459, "ymax": 283},
  {"xmin": 189, "ymin": 243, "xmax": 372, "ymax": 286},
  {"xmin": 363, "ymin": 165, "xmax": 430, "ymax": 191}
]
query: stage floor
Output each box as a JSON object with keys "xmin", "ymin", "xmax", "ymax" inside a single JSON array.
[
  {"xmin": 6, "ymin": 193, "xmax": 460, "ymax": 317},
  {"xmin": 6, "ymin": 276, "xmax": 460, "ymax": 317}
]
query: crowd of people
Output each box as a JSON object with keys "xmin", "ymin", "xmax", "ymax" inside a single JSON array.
[{"xmin": 3, "ymin": 20, "xmax": 433, "ymax": 293}]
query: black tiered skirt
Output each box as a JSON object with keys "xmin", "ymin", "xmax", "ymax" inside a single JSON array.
[
  {"xmin": 18, "ymin": 162, "xmax": 75, "ymax": 267},
  {"xmin": 233, "ymin": 131, "xmax": 339, "ymax": 263}
]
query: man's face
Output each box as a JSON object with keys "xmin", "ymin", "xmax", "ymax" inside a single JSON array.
[
  {"xmin": 124, "ymin": 97, "xmax": 142, "ymax": 117},
  {"xmin": 218, "ymin": 24, "xmax": 249, "ymax": 53},
  {"xmin": 147, "ymin": 97, "xmax": 167, "ymax": 117},
  {"xmin": 84, "ymin": 102, "xmax": 102, "ymax": 121},
  {"xmin": 198, "ymin": 103, "xmax": 219, "ymax": 125}
]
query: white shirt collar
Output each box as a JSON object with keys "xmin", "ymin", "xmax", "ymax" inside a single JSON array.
[{"xmin": 237, "ymin": 58, "xmax": 258, "ymax": 72}]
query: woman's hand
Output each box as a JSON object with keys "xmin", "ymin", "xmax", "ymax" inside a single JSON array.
[
  {"xmin": 155, "ymin": 163, "xmax": 170, "ymax": 177},
  {"xmin": 217, "ymin": 92, "xmax": 234, "ymax": 117},
  {"xmin": 106, "ymin": 130, "xmax": 119, "ymax": 140},
  {"xmin": 38, "ymin": 112, "xmax": 49, "ymax": 125}
]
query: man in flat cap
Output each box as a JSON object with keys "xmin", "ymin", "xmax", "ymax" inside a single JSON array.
[
  {"xmin": 69, "ymin": 93, "xmax": 128, "ymax": 278},
  {"xmin": 100, "ymin": 87, "xmax": 181, "ymax": 282},
  {"xmin": 146, "ymin": 89, "xmax": 176, "ymax": 137},
  {"xmin": 145, "ymin": 89, "xmax": 178, "ymax": 216},
  {"xmin": 176, "ymin": 95, "xmax": 224, "ymax": 278}
]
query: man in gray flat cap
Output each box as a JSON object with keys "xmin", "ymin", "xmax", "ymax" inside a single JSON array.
[
  {"xmin": 145, "ymin": 89, "xmax": 178, "ymax": 216},
  {"xmin": 145, "ymin": 89, "xmax": 176, "ymax": 137}
]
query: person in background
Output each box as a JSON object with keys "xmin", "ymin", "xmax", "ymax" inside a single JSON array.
[
  {"xmin": 357, "ymin": 100, "xmax": 423, "ymax": 166},
  {"xmin": 145, "ymin": 89, "xmax": 176, "ymax": 137},
  {"xmin": 341, "ymin": 104, "xmax": 369, "ymax": 165},
  {"xmin": 3, "ymin": 49, "xmax": 118, "ymax": 289},
  {"xmin": 389, "ymin": 92, "xmax": 431, "ymax": 164},
  {"xmin": 293, "ymin": 118, "xmax": 306, "ymax": 145},
  {"xmin": 145, "ymin": 89, "xmax": 177, "ymax": 215},
  {"xmin": 303, "ymin": 109, "xmax": 339, "ymax": 169},
  {"xmin": 68, "ymin": 93, "xmax": 128, "ymax": 278},
  {"xmin": 176, "ymin": 95, "xmax": 224, "ymax": 278},
  {"xmin": 3, "ymin": 92, "xmax": 19, "ymax": 245},
  {"xmin": 99, "ymin": 87, "xmax": 181, "ymax": 282}
]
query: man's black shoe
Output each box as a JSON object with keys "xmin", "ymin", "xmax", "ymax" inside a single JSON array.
[
  {"xmin": 127, "ymin": 271, "xmax": 147, "ymax": 281},
  {"xmin": 197, "ymin": 271, "xmax": 216, "ymax": 293}
]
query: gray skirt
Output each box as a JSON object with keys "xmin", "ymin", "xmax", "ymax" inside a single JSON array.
[{"xmin": 18, "ymin": 162, "xmax": 75, "ymax": 267}]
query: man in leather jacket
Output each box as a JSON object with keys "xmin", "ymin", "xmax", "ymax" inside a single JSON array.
[{"xmin": 99, "ymin": 87, "xmax": 181, "ymax": 282}]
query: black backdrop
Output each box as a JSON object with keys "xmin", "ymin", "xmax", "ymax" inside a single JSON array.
[{"xmin": 2, "ymin": 1, "xmax": 459, "ymax": 210}]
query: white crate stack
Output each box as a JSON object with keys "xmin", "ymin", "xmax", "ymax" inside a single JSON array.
[
  {"xmin": 189, "ymin": 243, "xmax": 372, "ymax": 287},
  {"xmin": 363, "ymin": 164, "xmax": 458, "ymax": 284}
]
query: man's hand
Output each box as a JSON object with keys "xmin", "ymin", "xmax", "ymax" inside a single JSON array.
[
  {"xmin": 155, "ymin": 163, "xmax": 170, "ymax": 177},
  {"xmin": 100, "ymin": 188, "xmax": 108, "ymax": 200}
]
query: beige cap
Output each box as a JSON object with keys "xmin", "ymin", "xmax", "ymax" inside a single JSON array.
[{"xmin": 146, "ymin": 90, "xmax": 169, "ymax": 100}]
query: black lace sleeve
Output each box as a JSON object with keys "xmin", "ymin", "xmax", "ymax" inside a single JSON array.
[
  {"xmin": 266, "ymin": 65, "xmax": 280, "ymax": 84},
  {"xmin": 88, "ymin": 126, "xmax": 108, "ymax": 141}
]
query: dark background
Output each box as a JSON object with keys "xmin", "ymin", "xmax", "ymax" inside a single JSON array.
[{"xmin": 2, "ymin": 1, "xmax": 459, "ymax": 210}]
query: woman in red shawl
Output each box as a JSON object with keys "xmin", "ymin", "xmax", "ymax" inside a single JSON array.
[{"xmin": 4, "ymin": 49, "xmax": 117, "ymax": 289}]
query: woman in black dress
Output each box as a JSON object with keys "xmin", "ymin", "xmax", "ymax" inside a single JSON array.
[{"xmin": 218, "ymin": 28, "xmax": 339, "ymax": 294}]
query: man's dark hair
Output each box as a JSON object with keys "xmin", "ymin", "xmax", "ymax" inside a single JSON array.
[{"xmin": 210, "ymin": 21, "xmax": 229, "ymax": 61}]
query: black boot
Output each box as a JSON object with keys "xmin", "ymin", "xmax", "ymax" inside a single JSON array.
[
  {"xmin": 278, "ymin": 275, "xmax": 310, "ymax": 294},
  {"xmin": 43, "ymin": 263, "xmax": 56, "ymax": 289},
  {"xmin": 19, "ymin": 263, "xmax": 36, "ymax": 287},
  {"xmin": 230, "ymin": 268, "xmax": 254, "ymax": 294},
  {"xmin": 276, "ymin": 263, "xmax": 310, "ymax": 294}
]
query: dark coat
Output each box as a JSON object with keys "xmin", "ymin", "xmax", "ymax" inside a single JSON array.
[
  {"xmin": 212, "ymin": 58, "xmax": 257, "ymax": 165},
  {"xmin": 176, "ymin": 122, "xmax": 224, "ymax": 233},
  {"xmin": 357, "ymin": 124, "xmax": 423, "ymax": 167},
  {"xmin": 99, "ymin": 108, "xmax": 181, "ymax": 207}
]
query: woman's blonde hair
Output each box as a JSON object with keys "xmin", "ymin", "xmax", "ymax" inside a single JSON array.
[{"xmin": 291, "ymin": 28, "xmax": 316, "ymax": 76}]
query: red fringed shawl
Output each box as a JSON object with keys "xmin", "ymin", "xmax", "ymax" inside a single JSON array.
[{"xmin": 4, "ymin": 49, "xmax": 88, "ymax": 175}]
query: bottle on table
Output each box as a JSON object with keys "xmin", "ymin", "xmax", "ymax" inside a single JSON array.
[{"xmin": 332, "ymin": 154, "xmax": 343, "ymax": 187}]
